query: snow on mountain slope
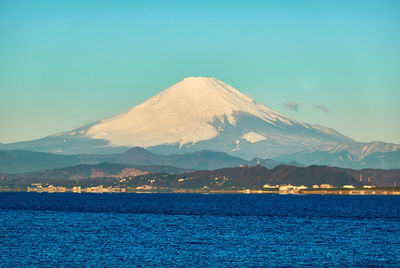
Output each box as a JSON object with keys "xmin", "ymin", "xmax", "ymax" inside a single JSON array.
[
  {"xmin": 86, "ymin": 77, "xmax": 300, "ymax": 147},
  {"xmin": 327, "ymin": 141, "xmax": 400, "ymax": 160},
  {"xmin": 242, "ymin": 132, "xmax": 267, "ymax": 143}
]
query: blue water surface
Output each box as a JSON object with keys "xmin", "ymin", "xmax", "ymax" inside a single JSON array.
[{"xmin": 1, "ymin": 193, "xmax": 400, "ymax": 266}]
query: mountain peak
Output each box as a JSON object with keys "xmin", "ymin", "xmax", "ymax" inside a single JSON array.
[
  {"xmin": 177, "ymin": 76, "xmax": 232, "ymax": 90},
  {"xmin": 86, "ymin": 77, "xmax": 295, "ymax": 148},
  {"xmin": 161, "ymin": 76, "xmax": 251, "ymax": 101},
  {"xmin": 174, "ymin": 77, "xmax": 233, "ymax": 94},
  {"xmin": 181, "ymin": 76, "xmax": 218, "ymax": 82}
]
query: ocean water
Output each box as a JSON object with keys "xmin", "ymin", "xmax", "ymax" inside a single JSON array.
[{"xmin": 1, "ymin": 193, "xmax": 400, "ymax": 266}]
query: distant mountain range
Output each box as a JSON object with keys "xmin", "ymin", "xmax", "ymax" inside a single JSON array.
[
  {"xmin": 7, "ymin": 162, "xmax": 191, "ymax": 181},
  {"xmin": 1, "ymin": 77, "xmax": 398, "ymax": 168},
  {"xmin": 0, "ymin": 147, "xmax": 280, "ymax": 174},
  {"xmin": 274, "ymin": 142, "xmax": 400, "ymax": 169},
  {"xmin": 2, "ymin": 143, "xmax": 400, "ymax": 175},
  {"xmin": 116, "ymin": 147, "xmax": 280, "ymax": 171},
  {"xmin": 0, "ymin": 149, "xmax": 118, "ymax": 173}
]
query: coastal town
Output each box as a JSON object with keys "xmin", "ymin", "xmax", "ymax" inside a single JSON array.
[
  {"xmin": 27, "ymin": 184, "xmax": 127, "ymax": 193},
  {"xmin": 23, "ymin": 182, "xmax": 400, "ymax": 195},
  {"xmin": 2, "ymin": 161, "xmax": 399, "ymax": 195}
]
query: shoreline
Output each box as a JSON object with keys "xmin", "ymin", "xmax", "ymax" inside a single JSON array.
[{"xmin": 1, "ymin": 187, "xmax": 400, "ymax": 195}]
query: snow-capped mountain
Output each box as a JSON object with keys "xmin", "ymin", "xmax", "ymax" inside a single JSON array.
[
  {"xmin": 87, "ymin": 77, "xmax": 312, "ymax": 148},
  {"xmin": 1, "ymin": 76, "xmax": 397, "ymax": 160},
  {"xmin": 83, "ymin": 77, "xmax": 354, "ymax": 158}
]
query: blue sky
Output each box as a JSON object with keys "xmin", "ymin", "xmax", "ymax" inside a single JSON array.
[{"xmin": 1, "ymin": 0, "xmax": 399, "ymax": 144}]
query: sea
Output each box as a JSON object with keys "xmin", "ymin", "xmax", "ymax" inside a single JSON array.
[{"xmin": 1, "ymin": 193, "xmax": 400, "ymax": 267}]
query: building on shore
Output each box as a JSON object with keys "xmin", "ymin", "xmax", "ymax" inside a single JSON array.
[
  {"xmin": 83, "ymin": 185, "xmax": 126, "ymax": 193},
  {"xmin": 28, "ymin": 185, "xmax": 66, "ymax": 193},
  {"xmin": 263, "ymin": 184, "xmax": 279, "ymax": 189},
  {"xmin": 72, "ymin": 186, "xmax": 81, "ymax": 193},
  {"xmin": 279, "ymin": 184, "xmax": 307, "ymax": 194},
  {"xmin": 135, "ymin": 185, "xmax": 154, "ymax": 190}
]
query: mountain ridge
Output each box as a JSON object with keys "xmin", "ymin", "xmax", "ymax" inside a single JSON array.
[{"xmin": 0, "ymin": 147, "xmax": 279, "ymax": 174}]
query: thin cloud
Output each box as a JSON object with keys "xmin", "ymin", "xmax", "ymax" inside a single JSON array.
[
  {"xmin": 314, "ymin": 104, "xmax": 330, "ymax": 114},
  {"xmin": 282, "ymin": 101, "xmax": 300, "ymax": 112}
]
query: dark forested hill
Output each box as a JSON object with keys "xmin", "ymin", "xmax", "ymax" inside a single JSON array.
[{"xmin": 4, "ymin": 163, "xmax": 399, "ymax": 189}]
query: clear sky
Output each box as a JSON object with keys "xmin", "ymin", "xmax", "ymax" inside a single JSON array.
[{"xmin": 1, "ymin": 0, "xmax": 399, "ymax": 144}]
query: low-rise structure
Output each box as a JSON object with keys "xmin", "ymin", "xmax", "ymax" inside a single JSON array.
[
  {"xmin": 279, "ymin": 184, "xmax": 307, "ymax": 194},
  {"xmin": 135, "ymin": 185, "xmax": 154, "ymax": 190},
  {"xmin": 263, "ymin": 184, "xmax": 279, "ymax": 189},
  {"xmin": 27, "ymin": 184, "xmax": 67, "ymax": 193},
  {"xmin": 84, "ymin": 185, "xmax": 126, "ymax": 193},
  {"xmin": 72, "ymin": 186, "xmax": 81, "ymax": 193},
  {"xmin": 363, "ymin": 185, "xmax": 375, "ymax": 189}
]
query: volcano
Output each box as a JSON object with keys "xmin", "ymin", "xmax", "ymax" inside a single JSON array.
[{"xmin": 0, "ymin": 77, "xmax": 362, "ymax": 159}]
